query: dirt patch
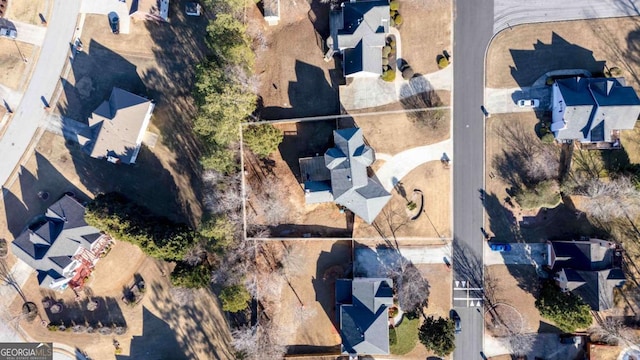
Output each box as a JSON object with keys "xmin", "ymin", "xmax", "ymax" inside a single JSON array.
[
  {"xmin": 397, "ymin": 0, "xmax": 451, "ymax": 75},
  {"xmin": 9, "ymin": 240, "xmax": 234, "ymax": 359},
  {"xmin": 0, "ymin": 38, "xmax": 35, "ymax": 90},
  {"xmin": 354, "ymin": 161, "xmax": 451, "ymax": 239},
  {"xmin": 487, "ymin": 17, "xmax": 640, "ymax": 89},
  {"xmin": 620, "ymin": 121, "xmax": 640, "ymax": 164},
  {"xmin": 250, "ymin": 0, "xmax": 340, "ymax": 120},
  {"xmin": 265, "ymin": 240, "xmax": 350, "ymax": 355},
  {"xmin": 485, "ymin": 265, "xmax": 544, "ymax": 334},
  {"xmin": 5, "ymin": 0, "xmax": 48, "ymax": 25}
]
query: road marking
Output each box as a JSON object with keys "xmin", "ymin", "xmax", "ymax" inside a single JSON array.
[{"xmin": 453, "ymin": 287, "xmax": 483, "ymax": 291}]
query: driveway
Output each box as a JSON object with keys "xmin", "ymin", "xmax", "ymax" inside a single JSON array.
[
  {"xmin": 80, "ymin": 0, "xmax": 130, "ymax": 34},
  {"xmin": 485, "ymin": 333, "xmax": 585, "ymax": 359},
  {"xmin": 354, "ymin": 244, "xmax": 451, "ymax": 277},
  {"xmin": 484, "ymin": 243, "xmax": 547, "ymax": 266},
  {"xmin": 494, "ymin": 0, "xmax": 640, "ymax": 33},
  {"xmin": 375, "ymin": 138, "xmax": 452, "ymax": 191},
  {"xmin": 485, "ymin": 86, "xmax": 550, "ymax": 114},
  {"xmin": 12, "ymin": 21, "xmax": 47, "ymax": 46}
]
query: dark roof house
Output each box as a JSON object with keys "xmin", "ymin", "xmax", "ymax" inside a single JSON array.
[
  {"xmin": 300, "ymin": 128, "xmax": 391, "ymax": 223},
  {"xmin": 548, "ymin": 239, "xmax": 625, "ymax": 311},
  {"xmin": 328, "ymin": 0, "xmax": 390, "ymax": 77},
  {"xmin": 551, "ymin": 77, "xmax": 640, "ymax": 146},
  {"xmin": 11, "ymin": 195, "xmax": 113, "ymax": 291},
  {"xmin": 83, "ymin": 88, "xmax": 154, "ymax": 165},
  {"xmin": 336, "ymin": 278, "xmax": 393, "ymax": 355}
]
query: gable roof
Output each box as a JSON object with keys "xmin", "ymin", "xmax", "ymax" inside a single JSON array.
[
  {"xmin": 549, "ymin": 239, "xmax": 615, "ymax": 271},
  {"xmin": 338, "ymin": 278, "xmax": 393, "ymax": 355},
  {"xmin": 129, "ymin": 0, "xmax": 169, "ymax": 21},
  {"xmin": 554, "ymin": 77, "xmax": 640, "ymax": 142},
  {"xmin": 561, "ymin": 268, "xmax": 626, "ymax": 311},
  {"xmin": 84, "ymin": 88, "xmax": 154, "ymax": 164},
  {"xmin": 11, "ymin": 195, "xmax": 103, "ymax": 287},
  {"xmin": 330, "ymin": 0, "xmax": 389, "ymax": 77}
]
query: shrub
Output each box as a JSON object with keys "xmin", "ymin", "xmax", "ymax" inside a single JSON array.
[
  {"xmin": 390, "ymin": 9, "xmax": 397, "ymax": 18},
  {"xmin": 382, "ymin": 57, "xmax": 389, "ymax": 66},
  {"xmin": 402, "ymin": 66, "xmax": 414, "ymax": 80},
  {"xmin": 609, "ymin": 67, "xmax": 622, "ymax": 77},
  {"xmin": 383, "ymin": 46, "xmax": 392, "ymax": 57},
  {"xmin": 541, "ymin": 133, "xmax": 555, "ymax": 144},
  {"xmin": 438, "ymin": 57, "xmax": 449, "ymax": 69},
  {"xmin": 406, "ymin": 201, "xmax": 417, "ymax": 211},
  {"xmin": 220, "ymin": 284, "xmax": 251, "ymax": 312},
  {"xmin": 381, "ymin": 70, "xmax": 396, "ymax": 82},
  {"xmin": 514, "ymin": 180, "xmax": 561, "ymax": 209},
  {"xmin": 389, "ymin": 327, "xmax": 398, "ymax": 345},
  {"xmin": 394, "ymin": 14, "xmax": 403, "ymax": 25},
  {"xmin": 535, "ymin": 280, "xmax": 593, "ymax": 332},
  {"xmin": 389, "ymin": 306, "xmax": 399, "ymax": 318},
  {"xmin": 390, "ymin": 0, "xmax": 399, "ymax": 10},
  {"xmin": 546, "ymin": 77, "xmax": 555, "ymax": 86}
]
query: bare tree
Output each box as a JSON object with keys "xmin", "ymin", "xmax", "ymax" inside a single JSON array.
[
  {"xmin": 581, "ymin": 177, "xmax": 640, "ymax": 222},
  {"xmin": 506, "ymin": 332, "xmax": 535, "ymax": 356},
  {"xmin": 524, "ymin": 144, "xmax": 560, "ymax": 183},
  {"xmin": 183, "ymin": 243, "xmax": 206, "ymax": 266},
  {"xmin": 590, "ymin": 315, "xmax": 639, "ymax": 346},
  {"xmin": 231, "ymin": 320, "xmax": 287, "ymax": 360}
]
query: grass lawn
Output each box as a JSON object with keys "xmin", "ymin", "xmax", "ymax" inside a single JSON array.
[{"xmin": 389, "ymin": 317, "xmax": 419, "ymax": 355}]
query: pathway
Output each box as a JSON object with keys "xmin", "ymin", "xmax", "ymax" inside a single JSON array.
[{"xmin": 375, "ymin": 139, "xmax": 452, "ymax": 191}]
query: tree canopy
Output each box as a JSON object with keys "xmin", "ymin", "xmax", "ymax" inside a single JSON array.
[
  {"xmin": 243, "ymin": 124, "xmax": 283, "ymax": 158},
  {"xmin": 418, "ymin": 316, "xmax": 455, "ymax": 356},
  {"xmin": 220, "ymin": 284, "xmax": 251, "ymax": 312},
  {"xmin": 535, "ymin": 280, "xmax": 593, "ymax": 332}
]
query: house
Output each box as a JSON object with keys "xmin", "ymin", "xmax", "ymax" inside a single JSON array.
[
  {"xmin": 336, "ymin": 277, "xmax": 393, "ymax": 355},
  {"xmin": 299, "ymin": 128, "xmax": 391, "ymax": 223},
  {"xmin": 128, "ymin": 0, "xmax": 170, "ymax": 22},
  {"xmin": 551, "ymin": 77, "xmax": 640, "ymax": 148},
  {"xmin": 82, "ymin": 87, "xmax": 154, "ymax": 165},
  {"xmin": 327, "ymin": 0, "xmax": 390, "ymax": 78},
  {"xmin": 11, "ymin": 195, "xmax": 113, "ymax": 291},
  {"xmin": 263, "ymin": 0, "xmax": 280, "ymax": 26},
  {"xmin": 547, "ymin": 238, "xmax": 625, "ymax": 311}
]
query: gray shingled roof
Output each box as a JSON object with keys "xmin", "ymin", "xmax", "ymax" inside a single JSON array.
[
  {"xmin": 11, "ymin": 195, "xmax": 103, "ymax": 288},
  {"xmin": 561, "ymin": 268, "xmax": 625, "ymax": 311},
  {"xmin": 553, "ymin": 77, "xmax": 640, "ymax": 142},
  {"xmin": 330, "ymin": 0, "xmax": 389, "ymax": 77},
  {"xmin": 550, "ymin": 239, "xmax": 615, "ymax": 271},
  {"xmin": 84, "ymin": 87, "xmax": 154, "ymax": 164},
  {"xmin": 338, "ymin": 278, "xmax": 393, "ymax": 355}
]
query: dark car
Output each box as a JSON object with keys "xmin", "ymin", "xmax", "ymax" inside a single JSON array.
[
  {"xmin": 480, "ymin": 105, "xmax": 490, "ymax": 117},
  {"xmin": 108, "ymin": 12, "xmax": 120, "ymax": 34},
  {"xmin": 450, "ymin": 310, "xmax": 461, "ymax": 334},
  {"xmin": 490, "ymin": 243, "xmax": 512, "ymax": 252}
]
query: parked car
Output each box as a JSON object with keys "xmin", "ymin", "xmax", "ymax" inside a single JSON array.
[
  {"xmin": 517, "ymin": 99, "xmax": 540, "ymax": 108},
  {"xmin": 480, "ymin": 105, "xmax": 490, "ymax": 117},
  {"xmin": 108, "ymin": 12, "xmax": 120, "ymax": 34},
  {"xmin": 559, "ymin": 334, "xmax": 582, "ymax": 344},
  {"xmin": 489, "ymin": 243, "xmax": 512, "ymax": 252},
  {"xmin": 0, "ymin": 27, "xmax": 17, "ymax": 39},
  {"xmin": 450, "ymin": 310, "xmax": 461, "ymax": 334},
  {"xmin": 185, "ymin": 2, "xmax": 202, "ymax": 16}
]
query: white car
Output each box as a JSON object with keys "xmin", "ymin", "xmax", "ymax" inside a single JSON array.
[
  {"xmin": 0, "ymin": 27, "xmax": 17, "ymax": 39},
  {"xmin": 517, "ymin": 99, "xmax": 540, "ymax": 108}
]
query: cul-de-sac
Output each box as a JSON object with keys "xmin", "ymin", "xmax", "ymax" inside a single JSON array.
[{"xmin": 1, "ymin": 0, "xmax": 640, "ymax": 359}]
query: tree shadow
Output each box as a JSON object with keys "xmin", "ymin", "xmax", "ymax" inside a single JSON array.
[
  {"xmin": 509, "ymin": 32, "xmax": 606, "ymax": 87},
  {"xmin": 452, "ymin": 238, "xmax": 483, "ymax": 290},
  {"xmin": 267, "ymin": 223, "xmax": 352, "ymax": 238},
  {"xmin": 2, "ymin": 152, "xmax": 88, "ymax": 238},
  {"xmin": 311, "ymin": 241, "xmax": 353, "ymax": 331},
  {"xmin": 287, "ymin": 344, "xmax": 340, "ymax": 356},
  {"xmin": 259, "ymin": 60, "xmax": 340, "ymax": 120},
  {"xmin": 42, "ymin": 296, "xmax": 126, "ymax": 329},
  {"xmin": 277, "ymin": 119, "xmax": 336, "ymax": 181}
]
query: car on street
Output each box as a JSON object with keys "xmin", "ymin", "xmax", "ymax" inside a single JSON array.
[
  {"xmin": 517, "ymin": 99, "xmax": 540, "ymax": 108},
  {"xmin": 0, "ymin": 27, "xmax": 17, "ymax": 39},
  {"xmin": 108, "ymin": 12, "xmax": 120, "ymax": 34},
  {"xmin": 450, "ymin": 310, "xmax": 461, "ymax": 334},
  {"xmin": 489, "ymin": 243, "xmax": 511, "ymax": 252}
]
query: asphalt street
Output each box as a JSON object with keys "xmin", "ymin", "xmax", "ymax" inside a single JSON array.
[
  {"xmin": 0, "ymin": 0, "xmax": 81, "ymax": 187},
  {"xmin": 452, "ymin": 0, "xmax": 494, "ymax": 359},
  {"xmin": 494, "ymin": 0, "xmax": 640, "ymax": 33}
]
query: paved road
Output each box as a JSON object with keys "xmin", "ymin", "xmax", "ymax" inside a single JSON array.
[
  {"xmin": 0, "ymin": 0, "xmax": 81, "ymax": 187},
  {"xmin": 494, "ymin": 0, "xmax": 640, "ymax": 33},
  {"xmin": 452, "ymin": 0, "xmax": 494, "ymax": 359}
]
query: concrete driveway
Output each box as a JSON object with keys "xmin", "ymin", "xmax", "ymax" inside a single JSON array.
[
  {"xmin": 80, "ymin": 0, "xmax": 130, "ymax": 34},
  {"xmin": 484, "ymin": 242, "xmax": 547, "ymax": 266},
  {"xmin": 375, "ymin": 138, "xmax": 452, "ymax": 191},
  {"xmin": 485, "ymin": 333, "xmax": 585, "ymax": 359},
  {"xmin": 12, "ymin": 21, "xmax": 47, "ymax": 46},
  {"xmin": 485, "ymin": 86, "xmax": 550, "ymax": 114}
]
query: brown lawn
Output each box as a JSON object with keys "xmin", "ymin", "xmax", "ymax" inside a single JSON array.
[
  {"xmin": 487, "ymin": 17, "xmax": 640, "ymax": 89},
  {"xmin": 0, "ymin": 39, "xmax": 36, "ymax": 90}
]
